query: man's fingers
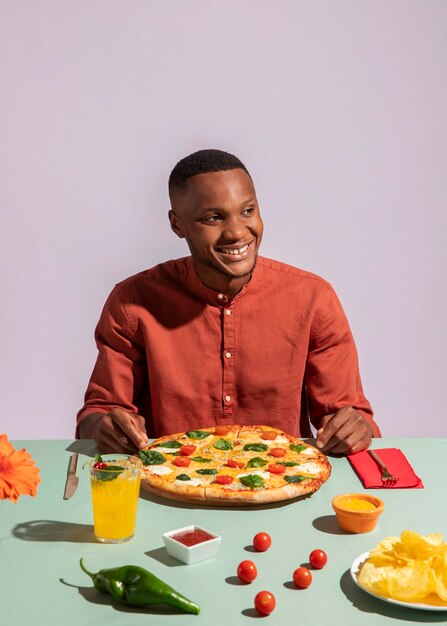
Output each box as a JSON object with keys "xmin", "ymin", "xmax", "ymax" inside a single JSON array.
[
  {"xmin": 108, "ymin": 408, "xmax": 148, "ymax": 449},
  {"xmin": 316, "ymin": 407, "xmax": 373, "ymax": 455}
]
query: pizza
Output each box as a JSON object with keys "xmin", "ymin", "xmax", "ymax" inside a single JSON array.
[{"xmin": 138, "ymin": 425, "xmax": 331, "ymax": 506}]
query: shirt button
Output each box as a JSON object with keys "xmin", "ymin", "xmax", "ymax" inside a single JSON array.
[
  {"xmin": 225, "ymin": 395, "xmax": 231, "ymax": 402},
  {"xmin": 225, "ymin": 352, "xmax": 232, "ymax": 359},
  {"xmin": 218, "ymin": 293, "xmax": 224, "ymax": 300},
  {"xmin": 225, "ymin": 309, "xmax": 232, "ymax": 316}
]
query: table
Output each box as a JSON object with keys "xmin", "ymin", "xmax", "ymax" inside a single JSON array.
[{"xmin": 1, "ymin": 438, "xmax": 446, "ymax": 625}]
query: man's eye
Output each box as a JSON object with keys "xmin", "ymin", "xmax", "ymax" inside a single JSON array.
[
  {"xmin": 243, "ymin": 207, "xmax": 255, "ymax": 216},
  {"xmin": 202, "ymin": 215, "xmax": 222, "ymax": 223}
]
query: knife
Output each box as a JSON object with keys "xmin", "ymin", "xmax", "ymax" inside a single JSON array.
[{"xmin": 63, "ymin": 453, "xmax": 79, "ymax": 499}]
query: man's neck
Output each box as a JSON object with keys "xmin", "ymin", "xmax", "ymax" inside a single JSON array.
[{"xmin": 193, "ymin": 261, "xmax": 253, "ymax": 300}]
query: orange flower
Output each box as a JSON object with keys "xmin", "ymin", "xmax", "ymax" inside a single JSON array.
[{"xmin": 0, "ymin": 434, "xmax": 41, "ymax": 502}]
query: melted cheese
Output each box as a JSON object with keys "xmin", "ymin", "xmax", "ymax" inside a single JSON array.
[
  {"xmin": 175, "ymin": 477, "xmax": 205, "ymax": 487},
  {"xmin": 299, "ymin": 447, "xmax": 316, "ymax": 456},
  {"xmin": 146, "ymin": 465, "xmax": 173, "ymax": 476},
  {"xmin": 294, "ymin": 462, "xmax": 322, "ymax": 475}
]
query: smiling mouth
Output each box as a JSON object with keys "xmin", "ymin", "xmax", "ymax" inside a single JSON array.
[{"xmin": 216, "ymin": 242, "xmax": 252, "ymax": 257}]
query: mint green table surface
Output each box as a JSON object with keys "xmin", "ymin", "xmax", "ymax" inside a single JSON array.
[{"xmin": 1, "ymin": 438, "xmax": 446, "ymax": 625}]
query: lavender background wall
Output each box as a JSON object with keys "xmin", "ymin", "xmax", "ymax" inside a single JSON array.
[{"xmin": 1, "ymin": 1, "xmax": 446, "ymax": 439}]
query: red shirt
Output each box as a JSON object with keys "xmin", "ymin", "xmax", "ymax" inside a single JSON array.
[{"xmin": 77, "ymin": 256, "xmax": 380, "ymax": 438}]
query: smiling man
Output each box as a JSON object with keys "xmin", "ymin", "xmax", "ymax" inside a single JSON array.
[{"xmin": 77, "ymin": 149, "xmax": 381, "ymax": 454}]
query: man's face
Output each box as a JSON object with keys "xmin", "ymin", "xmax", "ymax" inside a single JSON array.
[{"xmin": 169, "ymin": 168, "xmax": 264, "ymax": 290}]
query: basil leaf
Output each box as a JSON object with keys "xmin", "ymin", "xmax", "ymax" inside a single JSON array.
[
  {"xmin": 94, "ymin": 453, "xmax": 103, "ymax": 463},
  {"xmin": 190, "ymin": 456, "xmax": 212, "ymax": 463},
  {"xmin": 138, "ymin": 450, "xmax": 166, "ymax": 465},
  {"xmin": 284, "ymin": 475, "xmax": 307, "ymax": 483},
  {"xmin": 154, "ymin": 440, "xmax": 181, "ymax": 448},
  {"xmin": 186, "ymin": 430, "xmax": 211, "ymax": 440},
  {"xmin": 246, "ymin": 456, "xmax": 268, "ymax": 468},
  {"xmin": 196, "ymin": 468, "xmax": 218, "ymax": 475},
  {"xmin": 93, "ymin": 464, "xmax": 125, "ymax": 482},
  {"xmin": 176, "ymin": 474, "xmax": 191, "ymax": 481},
  {"xmin": 243, "ymin": 443, "xmax": 268, "ymax": 452},
  {"xmin": 278, "ymin": 461, "xmax": 300, "ymax": 467},
  {"xmin": 239, "ymin": 474, "xmax": 265, "ymax": 489},
  {"xmin": 213, "ymin": 438, "xmax": 233, "ymax": 451},
  {"xmin": 289, "ymin": 443, "xmax": 307, "ymax": 453}
]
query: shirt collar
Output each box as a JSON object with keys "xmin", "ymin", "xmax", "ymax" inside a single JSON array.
[{"xmin": 184, "ymin": 255, "xmax": 261, "ymax": 307}]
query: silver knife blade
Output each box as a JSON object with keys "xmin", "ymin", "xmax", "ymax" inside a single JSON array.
[{"xmin": 63, "ymin": 453, "xmax": 79, "ymax": 499}]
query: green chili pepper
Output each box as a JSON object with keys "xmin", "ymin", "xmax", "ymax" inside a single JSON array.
[{"xmin": 80, "ymin": 559, "xmax": 200, "ymax": 615}]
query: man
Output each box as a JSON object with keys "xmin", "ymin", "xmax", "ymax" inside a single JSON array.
[{"xmin": 77, "ymin": 149, "xmax": 380, "ymax": 454}]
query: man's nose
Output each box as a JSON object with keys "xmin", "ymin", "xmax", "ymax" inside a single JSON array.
[{"xmin": 222, "ymin": 216, "xmax": 246, "ymax": 240}]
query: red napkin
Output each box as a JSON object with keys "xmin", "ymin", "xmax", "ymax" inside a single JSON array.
[{"xmin": 347, "ymin": 448, "xmax": 424, "ymax": 489}]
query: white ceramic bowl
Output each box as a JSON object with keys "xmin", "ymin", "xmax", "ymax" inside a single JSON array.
[{"xmin": 162, "ymin": 525, "xmax": 221, "ymax": 565}]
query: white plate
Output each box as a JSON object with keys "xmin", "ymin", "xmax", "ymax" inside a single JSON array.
[{"xmin": 351, "ymin": 552, "xmax": 447, "ymax": 612}]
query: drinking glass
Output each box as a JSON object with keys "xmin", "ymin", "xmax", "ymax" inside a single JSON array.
[{"xmin": 89, "ymin": 455, "xmax": 142, "ymax": 543}]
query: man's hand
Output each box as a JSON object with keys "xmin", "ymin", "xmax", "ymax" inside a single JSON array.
[
  {"xmin": 82, "ymin": 408, "xmax": 149, "ymax": 453},
  {"xmin": 315, "ymin": 406, "xmax": 372, "ymax": 455}
]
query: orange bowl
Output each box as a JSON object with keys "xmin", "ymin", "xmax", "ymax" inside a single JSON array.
[{"xmin": 332, "ymin": 493, "xmax": 384, "ymax": 533}]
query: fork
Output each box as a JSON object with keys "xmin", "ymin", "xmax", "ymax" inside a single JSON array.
[{"xmin": 368, "ymin": 450, "xmax": 399, "ymax": 485}]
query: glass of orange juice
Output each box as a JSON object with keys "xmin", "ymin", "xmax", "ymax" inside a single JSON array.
[{"xmin": 89, "ymin": 455, "xmax": 142, "ymax": 543}]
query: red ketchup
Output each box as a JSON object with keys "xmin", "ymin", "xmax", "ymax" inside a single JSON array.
[{"xmin": 170, "ymin": 529, "xmax": 215, "ymax": 546}]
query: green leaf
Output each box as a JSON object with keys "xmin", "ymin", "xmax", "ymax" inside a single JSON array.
[
  {"xmin": 93, "ymin": 464, "xmax": 125, "ymax": 482},
  {"xmin": 175, "ymin": 474, "xmax": 191, "ymax": 481},
  {"xmin": 243, "ymin": 443, "xmax": 268, "ymax": 452},
  {"xmin": 137, "ymin": 449, "xmax": 166, "ymax": 465},
  {"xmin": 239, "ymin": 474, "xmax": 264, "ymax": 489},
  {"xmin": 284, "ymin": 475, "xmax": 307, "ymax": 483},
  {"xmin": 186, "ymin": 430, "xmax": 211, "ymax": 440},
  {"xmin": 289, "ymin": 443, "xmax": 308, "ymax": 453},
  {"xmin": 278, "ymin": 461, "xmax": 300, "ymax": 467},
  {"xmin": 196, "ymin": 468, "xmax": 218, "ymax": 475},
  {"xmin": 154, "ymin": 440, "xmax": 181, "ymax": 448},
  {"xmin": 213, "ymin": 438, "xmax": 233, "ymax": 451},
  {"xmin": 246, "ymin": 456, "xmax": 268, "ymax": 468},
  {"xmin": 190, "ymin": 456, "xmax": 212, "ymax": 463}
]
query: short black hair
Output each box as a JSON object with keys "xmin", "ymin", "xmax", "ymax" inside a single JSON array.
[{"xmin": 168, "ymin": 149, "xmax": 250, "ymax": 198}]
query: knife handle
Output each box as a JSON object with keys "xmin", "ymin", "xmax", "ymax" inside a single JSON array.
[{"xmin": 67, "ymin": 453, "xmax": 78, "ymax": 475}]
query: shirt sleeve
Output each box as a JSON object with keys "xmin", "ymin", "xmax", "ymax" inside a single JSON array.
[
  {"xmin": 76, "ymin": 283, "xmax": 148, "ymax": 436},
  {"xmin": 304, "ymin": 285, "xmax": 381, "ymax": 437}
]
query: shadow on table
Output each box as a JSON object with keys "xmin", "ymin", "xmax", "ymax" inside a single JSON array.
[
  {"xmin": 312, "ymin": 514, "xmax": 350, "ymax": 535},
  {"xmin": 340, "ymin": 570, "xmax": 447, "ymax": 623},
  {"xmin": 144, "ymin": 546, "xmax": 185, "ymax": 568},
  {"xmin": 59, "ymin": 579, "xmax": 189, "ymax": 615},
  {"xmin": 13, "ymin": 520, "xmax": 95, "ymax": 543}
]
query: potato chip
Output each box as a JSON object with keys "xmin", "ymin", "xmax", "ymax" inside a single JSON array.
[{"xmin": 358, "ymin": 530, "xmax": 447, "ymax": 605}]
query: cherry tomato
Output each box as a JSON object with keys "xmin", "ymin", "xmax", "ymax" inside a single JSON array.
[
  {"xmin": 173, "ymin": 456, "xmax": 191, "ymax": 467},
  {"xmin": 253, "ymin": 532, "xmax": 272, "ymax": 552},
  {"xmin": 180, "ymin": 444, "xmax": 196, "ymax": 456},
  {"xmin": 269, "ymin": 447, "xmax": 287, "ymax": 458},
  {"xmin": 215, "ymin": 475, "xmax": 234, "ymax": 485},
  {"xmin": 93, "ymin": 462, "xmax": 107, "ymax": 469},
  {"xmin": 293, "ymin": 566, "xmax": 312, "ymax": 589},
  {"xmin": 261, "ymin": 430, "xmax": 277, "ymax": 441},
  {"xmin": 309, "ymin": 549, "xmax": 328, "ymax": 569},
  {"xmin": 237, "ymin": 560, "xmax": 258, "ymax": 583},
  {"xmin": 254, "ymin": 591, "xmax": 276, "ymax": 615},
  {"xmin": 215, "ymin": 425, "xmax": 231, "ymax": 435},
  {"xmin": 267, "ymin": 463, "xmax": 286, "ymax": 474},
  {"xmin": 227, "ymin": 459, "xmax": 244, "ymax": 469}
]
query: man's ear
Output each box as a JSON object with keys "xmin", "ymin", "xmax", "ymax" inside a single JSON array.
[{"xmin": 168, "ymin": 210, "xmax": 185, "ymax": 239}]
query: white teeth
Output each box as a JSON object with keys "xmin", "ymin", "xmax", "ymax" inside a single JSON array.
[{"xmin": 220, "ymin": 244, "xmax": 249, "ymax": 255}]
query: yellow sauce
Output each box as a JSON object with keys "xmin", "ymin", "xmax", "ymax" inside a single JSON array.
[{"xmin": 340, "ymin": 497, "xmax": 377, "ymax": 512}]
